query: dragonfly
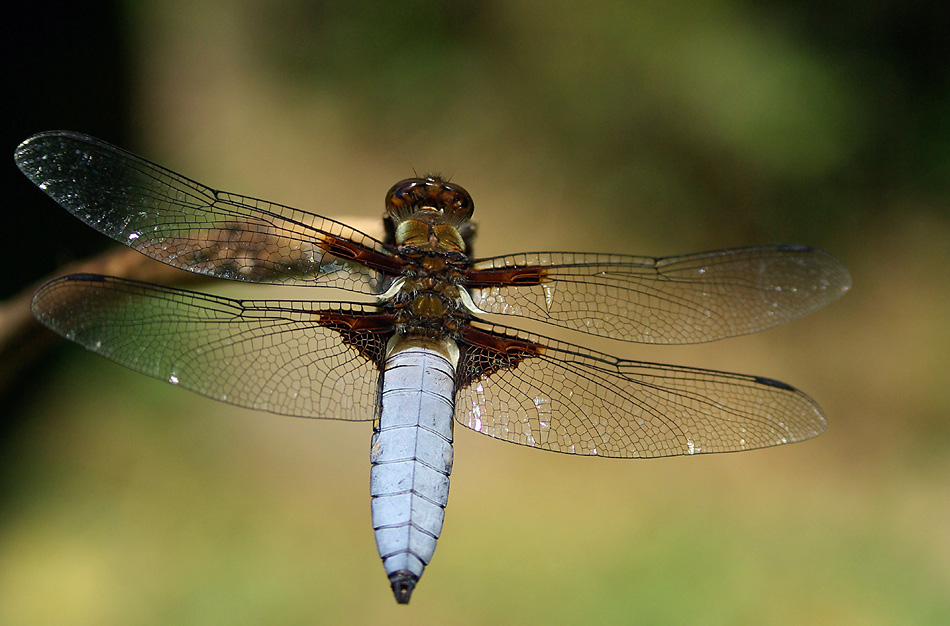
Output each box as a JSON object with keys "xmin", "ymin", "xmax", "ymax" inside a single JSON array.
[{"xmin": 16, "ymin": 131, "xmax": 850, "ymax": 604}]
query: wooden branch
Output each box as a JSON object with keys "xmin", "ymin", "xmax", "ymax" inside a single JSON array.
[
  {"xmin": 0, "ymin": 247, "xmax": 209, "ymax": 394},
  {"xmin": 0, "ymin": 216, "xmax": 385, "ymax": 396}
]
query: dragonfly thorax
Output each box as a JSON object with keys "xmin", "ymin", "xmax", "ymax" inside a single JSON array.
[{"xmin": 385, "ymin": 247, "xmax": 470, "ymax": 340}]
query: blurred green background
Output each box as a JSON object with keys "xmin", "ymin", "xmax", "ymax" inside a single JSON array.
[{"xmin": 2, "ymin": 1, "xmax": 949, "ymax": 624}]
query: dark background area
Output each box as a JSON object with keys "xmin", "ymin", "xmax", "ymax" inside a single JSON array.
[{"xmin": 3, "ymin": 3, "xmax": 131, "ymax": 293}]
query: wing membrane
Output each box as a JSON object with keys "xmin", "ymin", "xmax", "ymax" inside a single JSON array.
[
  {"xmin": 456, "ymin": 321, "xmax": 825, "ymax": 458},
  {"xmin": 31, "ymin": 274, "xmax": 385, "ymax": 421},
  {"xmin": 467, "ymin": 246, "xmax": 851, "ymax": 344},
  {"xmin": 16, "ymin": 131, "xmax": 397, "ymax": 293}
]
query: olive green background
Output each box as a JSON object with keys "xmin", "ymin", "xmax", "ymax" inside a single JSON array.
[{"xmin": 2, "ymin": 1, "xmax": 948, "ymax": 624}]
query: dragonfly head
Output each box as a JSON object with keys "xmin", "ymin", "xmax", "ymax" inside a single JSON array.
[{"xmin": 386, "ymin": 176, "xmax": 474, "ymax": 253}]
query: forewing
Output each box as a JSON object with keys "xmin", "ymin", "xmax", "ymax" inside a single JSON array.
[
  {"xmin": 31, "ymin": 274, "xmax": 387, "ymax": 421},
  {"xmin": 455, "ymin": 321, "xmax": 825, "ymax": 458},
  {"xmin": 15, "ymin": 131, "xmax": 400, "ymax": 293},
  {"xmin": 466, "ymin": 246, "xmax": 851, "ymax": 344}
]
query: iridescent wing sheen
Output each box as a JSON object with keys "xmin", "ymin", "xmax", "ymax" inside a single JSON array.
[
  {"xmin": 31, "ymin": 274, "xmax": 388, "ymax": 421},
  {"xmin": 15, "ymin": 131, "xmax": 399, "ymax": 293},
  {"xmin": 466, "ymin": 246, "xmax": 851, "ymax": 344},
  {"xmin": 455, "ymin": 320, "xmax": 825, "ymax": 458}
]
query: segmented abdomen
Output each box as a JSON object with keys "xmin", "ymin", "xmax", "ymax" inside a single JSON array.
[{"xmin": 370, "ymin": 341, "xmax": 455, "ymax": 603}]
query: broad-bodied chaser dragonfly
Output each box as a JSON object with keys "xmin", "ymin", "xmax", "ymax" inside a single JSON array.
[{"xmin": 16, "ymin": 131, "xmax": 850, "ymax": 603}]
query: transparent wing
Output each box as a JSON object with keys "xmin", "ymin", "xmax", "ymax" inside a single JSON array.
[
  {"xmin": 455, "ymin": 321, "xmax": 825, "ymax": 458},
  {"xmin": 31, "ymin": 274, "xmax": 387, "ymax": 421},
  {"xmin": 467, "ymin": 246, "xmax": 851, "ymax": 344},
  {"xmin": 16, "ymin": 131, "xmax": 398, "ymax": 293}
]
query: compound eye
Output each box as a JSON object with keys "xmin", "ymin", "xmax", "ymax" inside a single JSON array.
[
  {"xmin": 438, "ymin": 181, "xmax": 474, "ymax": 222},
  {"xmin": 385, "ymin": 176, "xmax": 474, "ymax": 226}
]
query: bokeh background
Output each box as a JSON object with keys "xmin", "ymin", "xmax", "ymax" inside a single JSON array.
[{"xmin": 2, "ymin": 1, "xmax": 948, "ymax": 624}]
